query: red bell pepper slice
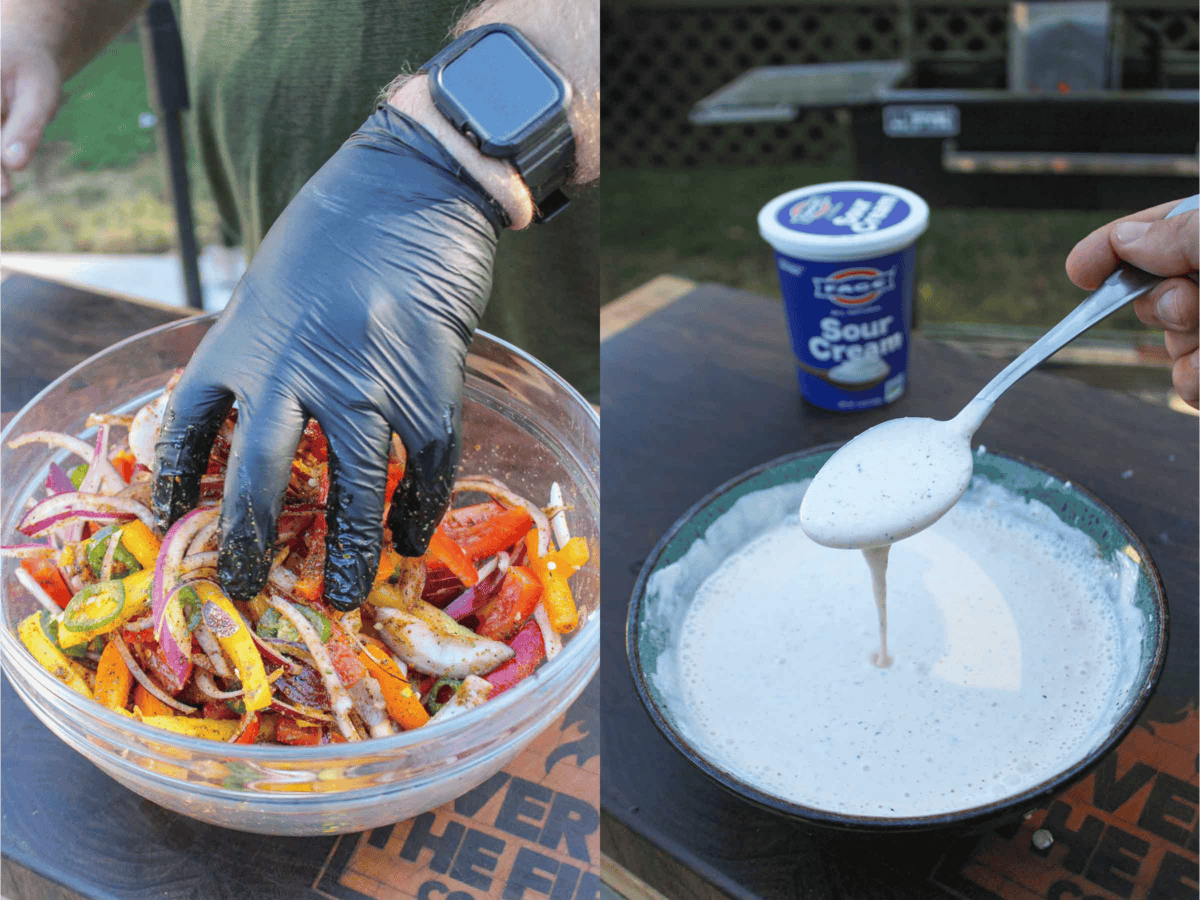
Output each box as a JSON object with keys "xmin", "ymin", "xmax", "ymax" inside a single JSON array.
[
  {"xmin": 426, "ymin": 526, "xmax": 478, "ymax": 587},
  {"xmin": 234, "ymin": 713, "xmax": 261, "ymax": 745},
  {"xmin": 292, "ymin": 514, "xmax": 327, "ymax": 602},
  {"xmin": 21, "ymin": 557, "xmax": 72, "ymax": 609},
  {"xmin": 475, "ymin": 566, "xmax": 543, "ymax": 642},
  {"xmin": 325, "ymin": 624, "xmax": 366, "ymax": 686},
  {"xmin": 454, "ymin": 508, "xmax": 534, "ymax": 562},
  {"xmin": 442, "ymin": 501, "xmax": 506, "ymax": 542},
  {"xmin": 277, "ymin": 716, "xmax": 322, "ymax": 746},
  {"xmin": 484, "ymin": 620, "xmax": 545, "ymax": 696}
]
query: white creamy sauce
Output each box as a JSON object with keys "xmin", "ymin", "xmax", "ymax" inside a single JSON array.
[
  {"xmin": 800, "ymin": 407, "xmax": 989, "ymax": 663},
  {"xmin": 828, "ymin": 355, "xmax": 890, "ymax": 386},
  {"xmin": 654, "ymin": 479, "xmax": 1143, "ymax": 818}
]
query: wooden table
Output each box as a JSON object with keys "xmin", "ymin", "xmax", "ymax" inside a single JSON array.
[
  {"xmin": 1, "ymin": 272, "xmax": 601, "ymax": 900},
  {"xmin": 600, "ymin": 279, "xmax": 1198, "ymax": 900}
]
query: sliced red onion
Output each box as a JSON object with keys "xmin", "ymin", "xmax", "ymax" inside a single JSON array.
[
  {"xmin": 45, "ymin": 463, "xmax": 75, "ymax": 496},
  {"xmin": 534, "ymin": 603, "xmax": 562, "ymax": 660},
  {"xmin": 548, "ymin": 482, "xmax": 571, "ymax": 551},
  {"xmin": 17, "ymin": 492, "xmax": 154, "ymax": 537},
  {"xmin": 1, "ymin": 543, "xmax": 56, "ymax": 559},
  {"xmin": 271, "ymin": 697, "xmax": 335, "ymax": 723},
  {"xmin": 194, "ymin": 620, "xmax": 232, "ymax": 679},
  {"xmin": 151, "ymin": 508, "xmax": 216, "ymax": 686},
  {"xmin": 8, "ymin": 431, "xmax": 93, "ymax": 462},
  {"xmin": 111, "ymin": 633, "xmax": 196, "ymax": 714},
  {"xmin": 195, "ymin": 670, "xmax": 245, "ymax": 700}
]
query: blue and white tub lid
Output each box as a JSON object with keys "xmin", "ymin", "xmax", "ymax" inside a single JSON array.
[{"xmin": 758, "ymin": 181, "xmax": 930, "ymax": 262}]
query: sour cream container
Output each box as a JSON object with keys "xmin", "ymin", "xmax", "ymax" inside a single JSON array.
[{"xmin": 758, "ymin": 181, "xmax": 929, "ymax": 411}]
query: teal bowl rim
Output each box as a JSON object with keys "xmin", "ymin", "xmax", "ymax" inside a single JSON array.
[{"xmin": 625, "ymin": 445, "xmax": 1169, "ymax": 833}]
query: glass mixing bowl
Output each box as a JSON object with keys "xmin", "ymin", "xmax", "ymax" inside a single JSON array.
[{"xmin": 1, "ymin": 314, "xmax": 599, "ymax": 836}]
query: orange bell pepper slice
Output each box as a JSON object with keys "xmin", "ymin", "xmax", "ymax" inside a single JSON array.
[
  {"xmin": 94, "ymin": 639, "xmax": 133, "ymax": 711},
  {"xmin": 356, "ymin": 642, "xmax": 430, "ymax": 731}
]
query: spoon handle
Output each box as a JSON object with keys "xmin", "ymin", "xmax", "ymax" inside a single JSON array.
[{"xmin": 970, "ymin": 194, "xmax": 1199, "ymax": 412}]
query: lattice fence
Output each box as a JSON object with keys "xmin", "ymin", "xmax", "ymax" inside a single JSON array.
[{"xmin": 602, "ymin": 2, "xmax": 1199, "ymax": 167}]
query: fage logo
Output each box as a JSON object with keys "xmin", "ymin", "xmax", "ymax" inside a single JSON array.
[
  {"xmin": 787, "ymin": 194, "xmax": 841, "ymax": 225},
  {"xmin": 812, "ymin": 266, "xmax": 897, "ymax": 306}
]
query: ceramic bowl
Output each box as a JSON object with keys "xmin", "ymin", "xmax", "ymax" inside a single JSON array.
[{"xmin": 627, "ymin": 446, "xmax": 1167, "ymax": 832}]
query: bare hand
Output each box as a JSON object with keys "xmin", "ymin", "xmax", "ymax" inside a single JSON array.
[
  {"xmin": 1, "ymin": 37, "xmax": 61, "ymax": 198},
  {"xmin": 1065, "ymin": 199, "xmax": 1199, "ymax": 407}
]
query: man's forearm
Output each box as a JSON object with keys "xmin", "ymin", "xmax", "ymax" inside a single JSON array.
[
  {"xmin": 2, "ymin": 0, "xmax": 148, "ymax": 82},
  {"xmin": 386, "ymin": 0, "xmax": 598, "ymax": 230}
]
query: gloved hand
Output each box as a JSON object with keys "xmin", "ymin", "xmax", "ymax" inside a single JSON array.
[{"xmin": 152, "ymin": 107, "xmax": 506, "ymax": 609}]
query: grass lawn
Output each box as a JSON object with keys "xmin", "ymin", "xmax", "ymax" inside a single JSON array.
[{"xmin": 601, "ymin": 164, "xmax": 1148, "ymax": 334}]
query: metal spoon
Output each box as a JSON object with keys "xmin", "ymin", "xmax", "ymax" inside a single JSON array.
[{"xmin": 801, "ymin": 194, "xmax": 1198, "ymax": 550}]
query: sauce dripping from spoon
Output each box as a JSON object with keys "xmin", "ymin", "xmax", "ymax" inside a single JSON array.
[{"xmin": 798, "ymin": 192, "xmax": 1197, "ymax": 666}]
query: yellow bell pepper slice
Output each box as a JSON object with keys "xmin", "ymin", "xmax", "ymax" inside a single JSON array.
[
  {"xmin": 139, "ymin": 715, "xmax": 240, "ymax": 741},
  {"xmin": 119, "ymin": 520, "xmax": 162, "ymax": 569},
  {"xmin": 191, "ymin": 581, "xmax": 272, "ymax": 712},
  {"xmin": 18, "ymin": 612, "xmax": 92, "ymax": 697},
  {"xmin": 525, "ymin": 531, "xmax": 590, "ymax": 634},
  {"xmin": 58, "ymin": 567, "xmax": 154, "ymax": 649}
]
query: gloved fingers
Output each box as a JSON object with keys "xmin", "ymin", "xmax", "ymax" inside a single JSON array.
[
  {"xmin": 386, "ymin": 404, "xmax": 460, "ymax": 559},
  {"xmin": 152, "ymin": 371, "xmax": 233, "ymax": 532},
  {"xmin": 216, "ymin": 393, "xmax": 307, "ymax": 602},
  {"xmin": 319, "ymin": 411, "xmax": 393, "ymax": 611}
]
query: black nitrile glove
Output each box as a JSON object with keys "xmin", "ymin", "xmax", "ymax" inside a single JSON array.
[{"xmin": 152, "ymin": 108, "xmax": 505, "ymax": 609}]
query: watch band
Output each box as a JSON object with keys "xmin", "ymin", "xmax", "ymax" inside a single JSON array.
[{"xmin": 420, "ymin": 25, "xmax": 575, "ymax": 222}]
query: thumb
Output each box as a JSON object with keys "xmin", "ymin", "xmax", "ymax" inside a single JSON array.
[
  {"xmin": 1, "ymin": 59, "xmax": 62, "ymax": 170},
  {"xmin": 1110, "ymin": 209, "xmax": 1199, "ymax": 280}
]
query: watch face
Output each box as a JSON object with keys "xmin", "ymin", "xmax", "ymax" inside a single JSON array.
[{"xmin": 440, "ymin": 32, "xmax": 562, "ymax": 143}]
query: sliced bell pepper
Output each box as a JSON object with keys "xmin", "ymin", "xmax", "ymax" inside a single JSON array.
[
  {"xmin": 425, "ymin": 525, "xmax": 478, "ymax": 587},
  {"xmin": 109, "ymin": 448, "xmax": 137, "ymax": 483},
  {"xmin": 234, "ymin": 713, "xmax": 261, "ymax": 745},
  {"xmin": 292, "ymin": 514, "xmax": 326, "ymax": 602},
  {"xmin": 484, "ymin": 620, "xmax": 545, "ymax": 696},
  {"xmin": 18, "ymin": 612, "xmax": 93, "ymax": 697},
  {"xmin": 356, "ymin": 642, "xmax": 430, "ymax": 730},
  {"xmin": 133, "ymin": 683, "xmax": 175, "ymax": 718},
  {"xmin": 119, "ymin": 519, "xmax": 162, "ymax": 569},
  {"xmin": 525, "ymin": 530, "xmax": 589, "ymax": 634},
  {"xmin": 475, "ymin": 566, "xmax": 543, "ymax": 642},
  {"xmin": 21, "ymin": 556, "xmax": 73, "ymax": 610},
  {"xmin": 139, "ymin": 714, "xmax": 240, "ymax": 741},
  {"xmin": 326, "ymin": 625, "xmax": 366, "ymax": 686},
  {"xmin": 276, "ymin": 716, "xmax": 322, "ymax": 746},
  {"xmin": 191, "ymin": 582, "xmax": 272, "ymax": 713},
  {"xmin": 58, "ymin": 567, "xmax": 154, "ymax": 648},
  {"xmin": 451, "ymin": 507, "xmax": 534, "ymax": 562},
  {"xmin": 443, "ymin": 500, "xmax": 506, "ymax": 538},
  {"xmin": 94, "ymin": 639, "xmax": 134, "ymax": 711}
]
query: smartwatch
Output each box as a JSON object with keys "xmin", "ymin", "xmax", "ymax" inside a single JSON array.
[{"xmin": 420, "ymin": 24, "xmax": 575, "ymax": 223}]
